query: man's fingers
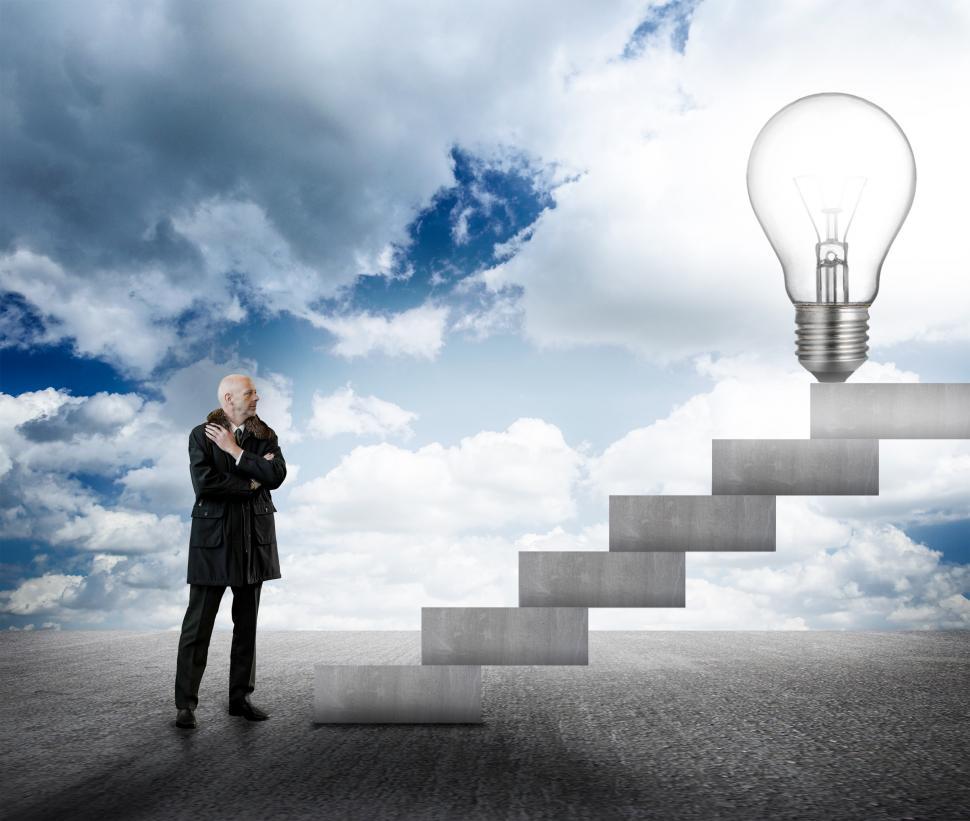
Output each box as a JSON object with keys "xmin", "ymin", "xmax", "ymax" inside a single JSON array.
[{"xmin": 263, "ymin": 453, "xmax": 275, "ymax": 460}]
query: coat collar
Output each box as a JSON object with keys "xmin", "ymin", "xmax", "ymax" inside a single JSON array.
[{"xmin": 206, "ymin": 408, "xmax": 275, "ymax": 440}]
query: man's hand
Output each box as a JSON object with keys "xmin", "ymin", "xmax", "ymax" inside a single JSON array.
[
  {"xmin": 249, "ymin": 453, "xmax": 275, "ymax": 490},
  {"xmin": 249, "ymin": 453, "xmax": 276, "ymax": 490},
  {"xmin": 205, "ymin": 423, "xmax": 241, "ymax": 459}
]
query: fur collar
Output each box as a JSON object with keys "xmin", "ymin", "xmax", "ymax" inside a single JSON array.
[{"xmin": 206, "ymin": 408, "xmax": 275, "ymax": 440}]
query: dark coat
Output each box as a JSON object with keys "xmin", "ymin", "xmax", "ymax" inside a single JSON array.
[{"xmin": 187, "ymin": 408, "xmax": 287, "ymax": 586}]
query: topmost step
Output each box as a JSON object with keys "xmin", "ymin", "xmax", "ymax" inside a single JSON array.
[{"xmin": 811, "ymin": 384, "xmax": 970, "ymax": 439}]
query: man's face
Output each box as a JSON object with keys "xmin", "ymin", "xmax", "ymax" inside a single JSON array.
[{"xmin": 229, "ymin": 379, "xmax": 259, "ymax": 420}]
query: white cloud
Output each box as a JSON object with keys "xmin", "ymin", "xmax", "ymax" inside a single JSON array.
[
  {"xmin": 0, "ymin": 574, "xmax": 84, "ymax": 616},
  {"xmin": 478, "ymin": 0, "xmax": 970, "ymax": 363},
  {"xmin": 451, "ymin": 284, "xmax": 525, "ymax": 340},
  {"xmin": 4, "ymin": 354, "xmax": 968, "ymax": 631},
  {"xmin": 587, "ymin": 354, "xmax": 815, "ymax": 495},
  {"xmin": 5, "ymin": 2, "xmax": 969, "ymax": 375},
  {"xmin": 305, "ymin": 304, "xmax": 449, "ymax": 359},
  {"xmin": 50, "ymin": 506, "xmax": 186, "ymax": 554},
  {"xmin": 0, "ymin": 549, "xmax": 189, "ymax": 627},
  {"xmin": 256, "ymin": 532, "xmax": 521, "ymax": 630},
  {"xmin": 307, "ymin": 384, "xmax": 418, "ymax": 440},
  {"xmin": 0, "ymin": 0, "xmax": 650, "ymax": 372},
  {"xmin": 0, "ymin": 358, "xmax": 298, "ymax": 557},
  {"xmin": 4, "ymin": 0, "xmax": 970, "ymax": 634},
  {"xmin": 286, "ymin": 417, "xmax": 583, "ymax": 535},
  {"xmin": 577, "ymin": 354, "xmax": 970, "ymax": 629},
  {"xmin": 171, "ymin": 197, "xmax": 329, "ymax": 318},
  {"xmin": 586, "ymin": 354, "xmax": 925, "ymax": 498},
  {"xmin": 0, "ymin": 250, "xmax": 185, "ymax": 377}
]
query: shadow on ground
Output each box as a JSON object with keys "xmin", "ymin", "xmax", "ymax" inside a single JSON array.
[{"xmin": 3, "ymin": 630, "xmax": 968, "ymax": 820}]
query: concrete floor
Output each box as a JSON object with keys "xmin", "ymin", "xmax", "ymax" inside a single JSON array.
[{"xmin": 2, "ymin": 630, "xmax": 968, "ymax": 820}]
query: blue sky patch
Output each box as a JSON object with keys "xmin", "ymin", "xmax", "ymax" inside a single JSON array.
[
  {"xmin": 325, "ymin": 147, "xmax": 555, "ymax": 316},
  {"xmin": 623, "ymin": 0, "xmax": 697, "ymax": 58}
]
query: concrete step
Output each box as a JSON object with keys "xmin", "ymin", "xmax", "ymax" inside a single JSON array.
[
  {"xmin": 422, "ymin": 607, "xmax": 588, "ymax": 665},
  {"xmin": 313, "ymin": 664, "xmax": 481, "ymax": 723},
  {"xmin": 811, "ymin": 383, "xmax": 970, "ymax": 439},
  {"xmin": 712, "ymin": 439, "xmax": 878, "ymax": 495},
  {"xmin": 609, "ymin": 495, "xmax": 775, "ymax": 552},
  {"xmin": 518, "ymin": 551, "xmax": 685, "ymax": 607}
]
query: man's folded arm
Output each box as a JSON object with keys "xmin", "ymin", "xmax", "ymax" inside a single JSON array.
[
  {"xmin": 231, "ymin": 439, "xmax": 287, "ymax": 490},
  {"xmin": 189, "ymin": 429, "xmax": 253, "ymax": 499}
]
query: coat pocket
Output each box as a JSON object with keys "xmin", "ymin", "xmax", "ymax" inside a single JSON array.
[
  {"xmin": 253, "ymin": 503, "xmax": 277, "ymax": 545},
  {"xmin": 190, "ymin": 501, "xmax": 226, "ymax": 548}
]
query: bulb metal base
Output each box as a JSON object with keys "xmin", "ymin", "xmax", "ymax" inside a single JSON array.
[{"xmin": 794, "ymin": 304, "xmax": 869, "ymax": 383}]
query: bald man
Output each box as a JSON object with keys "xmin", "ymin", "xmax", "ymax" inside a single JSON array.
[{"xmin": 174, "ymin": 374, "xmax": 287, "ymax": 730}]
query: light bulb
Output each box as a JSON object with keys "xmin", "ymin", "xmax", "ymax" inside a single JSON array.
[{"xmin": 746, "ymin": 92, "xmax": 916, "ymax": 382}]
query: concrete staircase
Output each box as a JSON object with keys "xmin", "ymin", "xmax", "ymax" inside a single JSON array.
[{"xmin": 313, "ymin": 382, "xmax": 970, "ymax": 723}]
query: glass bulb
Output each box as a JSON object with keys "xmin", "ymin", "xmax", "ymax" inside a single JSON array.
[{"xmin": 746, "ymin": 92, "xmax": 916, "ymax": 381}]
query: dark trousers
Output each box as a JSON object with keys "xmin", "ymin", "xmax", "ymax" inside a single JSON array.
[{"xmin": 174, "ymin": 582, "xmax": 262, "ymax": 710}]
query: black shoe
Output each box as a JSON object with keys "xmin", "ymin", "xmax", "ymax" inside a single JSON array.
[
  {"xmin": 175, "ymin": 708, "xmax": 197, "ymax": 729},
  {"xmin": 228, "ymin": 699, "xmax": 269, "ymax": 721}
]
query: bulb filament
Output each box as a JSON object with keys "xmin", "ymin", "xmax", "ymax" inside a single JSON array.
[
  {"xmin": 817, "ymin": 238, "xmax": 848, "ymax": 302},
  {"xmin": 794, "ymin": 175, "xmax": 867, "ymax": 305}
]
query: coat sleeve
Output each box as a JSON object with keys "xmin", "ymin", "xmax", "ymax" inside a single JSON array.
[
  {"xmin": 231, "ymin": 436, "xmax": 287, "ymax": 490},
  {"xmin": 189, "ymin": 427, "xmax": 254, "ymax": 499}
]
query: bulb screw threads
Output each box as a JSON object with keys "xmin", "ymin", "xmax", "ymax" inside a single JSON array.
[{"xmin": 794, "ymin": 303, "xmax": 869, "ymax": 383}]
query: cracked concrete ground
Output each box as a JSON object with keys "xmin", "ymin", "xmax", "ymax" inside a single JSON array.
[{"xmin": 2, "ymin": 630, "xmax": 968, "ymax": 820}]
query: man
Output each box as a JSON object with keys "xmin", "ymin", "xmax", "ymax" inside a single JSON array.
[{"xmin": 174, "ymin": 374, "xmax": 287, "ymax": 730}]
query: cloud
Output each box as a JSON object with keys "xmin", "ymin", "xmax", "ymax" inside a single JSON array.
[
  {"xmin": 450, "ymin": 282, "xmax": 525, "ymax": 340},
  {"xmin": 576, "ymin": 354, "xmax": 970, "ymax": 629},
  {"xmin": 0, "ymin": 548, "xmax": 188, "ymax": 627},
  {"xmin": 0, "ymin": 250, "xmax": 184, "ymax": 376},
  {"xmin": 3, "ymin": 1, "xmax": 968, "ymax": 376},
  {"xmin": 305, "ymin": 304, "xmax": 449, "ymax": 359},
  {"xmin": 478, "ymin": 0, "xmax": 970, "ymax": 362},
  {"xmin": 170, "ymin": 197, "xmax": 326, "ymax": 318},
  {"xmin": 286, "ymin": 417, "xmax": 584, "ymax": 535},
  {"xmin": 696, "ymin": 523, "xmax": 969, "ymax": 630},
  {"xmin": 0, "ymin": 574, "xmax": 84, "ymax": 616},
  {"xmin": 0, "ymin": 357, "xmax": 298, "ymax": 557},
  {"xmin": 586, "ymin": 354, "xmax": 925, "ymax": 497},
  {"xmin": 258, "ymin": 532, "xmax": 522, "ymax": 630},
  {"xmin": 16, "ymin": 391, "xmax": 143, "ymax": 443},
  {"xmin": 3, "ymin": 352, "xmax": 968, "ymax": 631},
  {"xmin": 0, "ymin": 0, "xmax": 645, "ymax": 371},
  {"xmin": 2, "ymin": 0, "xmax": 969, "ymax": 632},
  {"xmin": 307, "ymin": 384, "xmax": 418, "ymax": 440},
  {"xmin": 49, "ymin": 506, "xmax": 186, "ymax": 554}
]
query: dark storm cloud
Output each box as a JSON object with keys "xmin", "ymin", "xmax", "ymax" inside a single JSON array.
[
  {"xmin": 0, "ymin": 0, "xmax": 429, "ymax": 284},
  {"xmin": 0, "ymin": 0, "xmax": 641, "ymax": 374},
  {"xmin": 16, "ymin": 393, "xmax": 140, "ymax": 442},
  {"xmin": 17, "ymin": 407, "xmax": 96, "ymax": 443}
]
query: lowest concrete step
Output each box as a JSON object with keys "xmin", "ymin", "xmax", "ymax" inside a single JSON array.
[
  {"xmin": 518, "ymin": 551, "xmax": 685, "ymax": 607},
  {"xmin": 313, "ymin": 664, "xmax": 481, "ymax": 723},
  {"xmin": 811, "ymin": 383, "xmax": 970, "ymax": 439},
  {"xmin": 610, "ymin": 495, "xmax": 775, "ymax": 552},
  {"xmin": 422, "ymin": 607, "xmax": 588, "ymax": 665},
  {"xmin": 712, "ymin": 439, "xmax": 878, "ymax": 495}
]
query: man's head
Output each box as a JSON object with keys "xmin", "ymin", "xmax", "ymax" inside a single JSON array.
[{"xmin": 217, "ymin": 374, "xmax": 259, "ymax": 425}]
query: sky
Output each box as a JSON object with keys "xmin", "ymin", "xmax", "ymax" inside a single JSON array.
[{"xmin": 1, "ymin": 0, "xmax": 968, "ymax": 632}]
